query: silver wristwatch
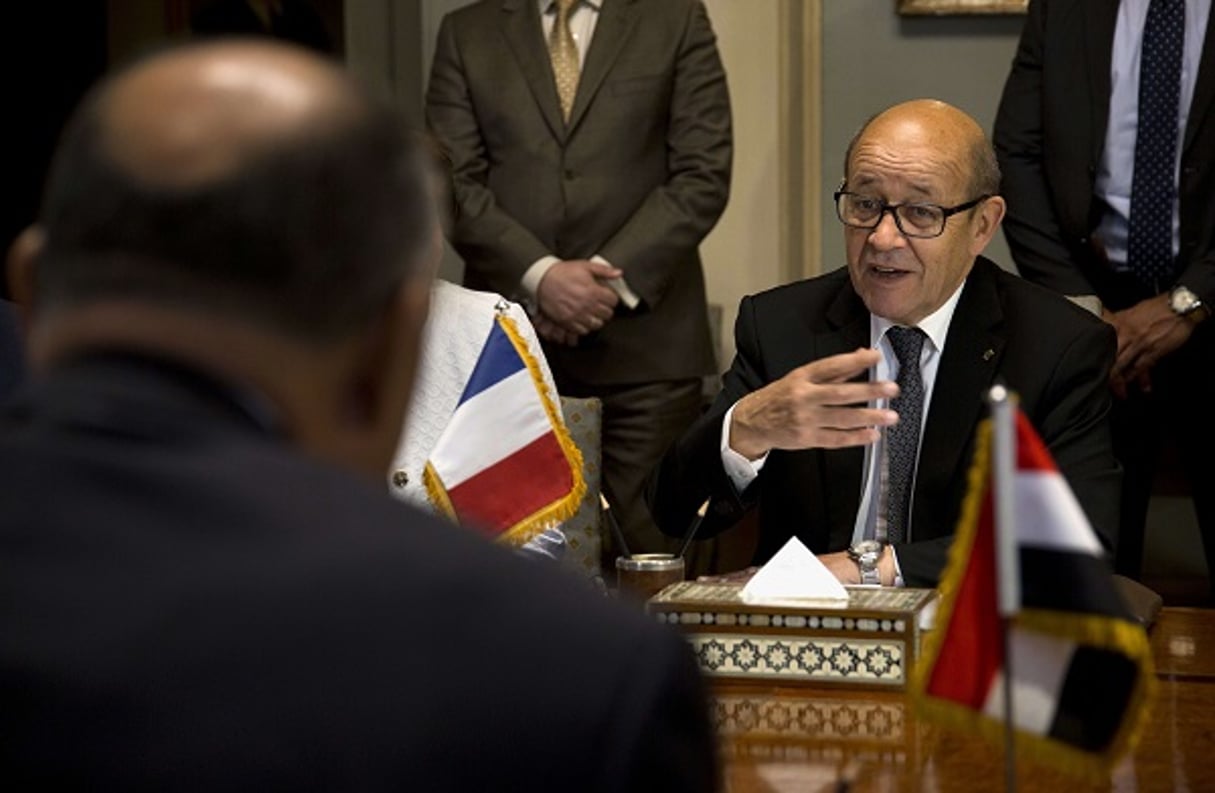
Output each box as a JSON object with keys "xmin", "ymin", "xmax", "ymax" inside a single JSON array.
[
  {"xmin": 847, "ymin": 539, "xmax": 886, "ymax": 586},
  {"xmin": 1169, "ymin": 285, "xmax": 1208, "ymax": 320}
]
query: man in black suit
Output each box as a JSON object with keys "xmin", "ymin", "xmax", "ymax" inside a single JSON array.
[
  {"xmin": 994, "ymin": 0, "xmax": 1215, "ymax": 597},
  {"xmin": 0, "ymin": 41, "xmax": 716, "ymax": 791},
  {"xmin": 426, "ymin": 0, "xmax": 732, "ymax": 566},
  {"xmin": 648, "ymin": 99, "xmax": 1120, "ymax": 588}
]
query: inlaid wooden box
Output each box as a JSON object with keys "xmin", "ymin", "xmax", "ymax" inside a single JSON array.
[
  {"xmin": 649, "ymin": 582, "xmax": 936, "ymax": 690},
  {"xmin": 713, "ymin": 688, "xmax": 917, "ymax": 772}
]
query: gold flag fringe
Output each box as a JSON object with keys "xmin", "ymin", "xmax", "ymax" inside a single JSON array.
[
  {"xmin": 912, "ymin": 419, "xmax": 1156, "ymax": 783},
  {"xmin": 423, "ymin": 460, "xmax": 458, "ymax": 522},
  {"xmin": 423, "ymin": 313, "xmax": 586, "ymax": 548}
]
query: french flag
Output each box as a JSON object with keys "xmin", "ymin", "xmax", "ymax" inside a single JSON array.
[
  {"xmin": 913, "ymin": 408, "xmax": 1155, "ymax": 781},
  {"xmin": 423, "ymin": 315, "xmax": 584, "ymax": 546}
]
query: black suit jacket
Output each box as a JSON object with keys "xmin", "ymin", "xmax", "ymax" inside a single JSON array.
[
  {"xmin": 993, "ymin": 0, "xmax": 1215, "ymax": 309},
  {"xmin": 0, "ymin": 354, "xmax": 716, "ymax": 792},
  {"xmin": 0, "ymin": 300, "xmax": 23, "ymax": 402},
  {"xmin": 426, "ymin": 0, "xmax": 731, "ymax": 386},
  {"xmin": 647, "ymin": 258, "xmax": 1119, "ymax": 587}
]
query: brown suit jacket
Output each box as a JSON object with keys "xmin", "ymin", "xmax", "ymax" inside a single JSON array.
[{"xmin": 426, "ymin": 0, "xmax": 732, "ymax": 386}]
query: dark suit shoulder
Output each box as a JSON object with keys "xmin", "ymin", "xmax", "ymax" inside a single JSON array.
[
  {"xmin": 743, "ymin": 268, "xmax": 854, "ymax": 324},
  {"xmin": 637, "ymin": 0, "xmax": 712, "ymax": 21},
  {"xmin": 440, "ymin": 0, "xmax": 510, "ymax": 35},
  {"xmin": 445, "ymin": 0, "xmax": 499, "ymax": 20},
  {"xmin": 0, "ymin": 404, "xmax": 713, "ymax": 789},
  {"xmin": 446, "ymin": 0, "xmax": 707, "ymax": 30},
  {"xmin": 985, "ymin": 257, "xmax": 1110, "ymax": 335},
  {"xmin": 740, "ymin": 260, "xmax": 1106, "ymax": 341},
  {"xmin": 173, "ymin": 450, "xmax": 682, "ymax": 665}
]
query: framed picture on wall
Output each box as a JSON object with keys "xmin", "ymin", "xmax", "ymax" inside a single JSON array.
[{"xmin": 898, "ymin": 0, "xmax": 1028, "ymax": 14}]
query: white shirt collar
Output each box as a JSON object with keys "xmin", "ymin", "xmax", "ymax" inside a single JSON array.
[
  {"xmin": 870, "ymin": 279, "xmax": 966, "ymax": 354},
  {"xmin": 540, "ymin": 0, "xmax": 602, "ymax": 14}
]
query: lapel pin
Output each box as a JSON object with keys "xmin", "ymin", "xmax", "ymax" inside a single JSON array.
[{"xmin": 982, "ymin": 349, "xmax": 995, "ymax": 362}]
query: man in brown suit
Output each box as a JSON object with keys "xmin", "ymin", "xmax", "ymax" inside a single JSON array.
[{"xmin": 426, "ymin": 0, "xmax": 732, "ymax": 565}]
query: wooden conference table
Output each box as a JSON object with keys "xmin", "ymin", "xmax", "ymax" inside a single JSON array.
[{"xmin": 714, "ymin": 607, "xmax": 1215, "ymax": 792}]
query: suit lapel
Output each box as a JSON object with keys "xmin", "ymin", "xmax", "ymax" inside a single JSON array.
[
  {"xmin": 821, "ymin": 280, "xmax": 872, "ymax": 358},
  {"xmin": 500, "ymin": 0, "xmax": 567, "ymax": 141},
  {"xmin": 911, "ymin": 259, "xmax": 1005, "ymax": 536},
  {"xmin": 566, "ymin": 0, "xmax": 640, "ymax": 134},
  {"xmin": 1083, "ymin": 0, "xmax": 1117, "ymax": 165},
  {"xmin": 1183, "ymin": 4, "xmax": 1215, "ymax": 155}
]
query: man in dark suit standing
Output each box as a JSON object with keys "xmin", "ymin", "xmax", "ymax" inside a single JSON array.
[
  {"xmin": 648, "ymin": 100, "xmax": 1120, "ymax": 588},
  {"xmin": 994, "ymin": 0, "xmax": 1215, "ymax": 598},
  {"xmin": 0, "ymin": 40, "xmax": 717, "ymax": 791},
  {"xmin": 426, "ymin": 0, "xmax": 732, "ymax": 564}
]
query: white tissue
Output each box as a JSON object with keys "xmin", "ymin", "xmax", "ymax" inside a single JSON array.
[{"xmin": 740, "ymin": 537, "xmax": 850, "ymax": 607}]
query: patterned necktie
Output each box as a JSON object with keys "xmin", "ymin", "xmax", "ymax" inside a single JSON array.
[
  {"xmin": 884, "ymin": 326, "xmax": 926, "ymax": 544},
  {"xmin": 548, "ymin": 0, "xmax": 580, "ymax": 122},
  {"xmin": 1127, "ymin": 0, "xmax": 1185, "ymax": 292}
]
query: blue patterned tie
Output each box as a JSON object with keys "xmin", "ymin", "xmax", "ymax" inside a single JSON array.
[
  {"xmin": 885, "ymin": 326, "xmax": 925, "ymax": 544},
  {"xmin": 1127, "ymin": 0, "xmax": 1185, "ymax": 292}
]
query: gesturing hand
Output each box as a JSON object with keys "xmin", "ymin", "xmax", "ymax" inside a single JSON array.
[{"xmin": 729, "ymin": 348, "xmax": 899, "ymax": 460}]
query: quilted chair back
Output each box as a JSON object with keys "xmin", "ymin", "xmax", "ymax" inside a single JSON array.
[{"xmin": 557, "ymin": 396, "xmax": 604, "ymax": 586}]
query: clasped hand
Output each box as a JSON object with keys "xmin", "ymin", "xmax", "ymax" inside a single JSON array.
[
  {"xmin": 1104, "ymin": 294, "xmax": 1197, "ymax": 398},
  {"xmin": 534, "ymin": 259, "xmax": 622, "ymax": 346}
]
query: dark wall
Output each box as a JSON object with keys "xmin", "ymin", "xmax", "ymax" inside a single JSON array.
[{"xmin": 2, "ymin": 4, "xmax": 109, "ymax": 299}]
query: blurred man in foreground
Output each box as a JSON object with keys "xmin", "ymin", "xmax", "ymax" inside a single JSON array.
[
  {"xmin": 0, "ymin": 40, "xmax": 716, "ymax": 791},
  {"xmin": 649, "ymin": 99, "xmax": 1120, "ymax": 588}
]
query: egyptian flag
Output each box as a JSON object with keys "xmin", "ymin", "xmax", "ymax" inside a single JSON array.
[
  {"xmin": 423, "ymin": 314, "xmax": 584, "ymax": 547},
  {"xmin": 912, "ymin": 408, "xmax": 1155, "ymax": 780}
]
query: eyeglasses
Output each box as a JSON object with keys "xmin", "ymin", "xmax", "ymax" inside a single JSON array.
[{"xmin": 833, "ymin": 189, "xmax": 990, "ymax": 239}]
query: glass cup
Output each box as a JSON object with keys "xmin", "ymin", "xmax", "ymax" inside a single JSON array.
[{"xmin": 616, "ymin": 553, "xmax": 685, "ymax": 603}]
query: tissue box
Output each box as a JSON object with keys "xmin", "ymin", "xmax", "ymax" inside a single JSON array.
[{"xmin": 649, "ymin": 581, "xmax": 936, "ymax": 690}]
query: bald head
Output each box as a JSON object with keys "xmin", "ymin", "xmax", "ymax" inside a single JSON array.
[
  {"xmin": 30, "ymin": 40, "xmax": 437, "ymax": 340},
  {"xmin": 103, "ymin": 42, "xmax": 358, "ymax": 188},
  {"xmin": 844, "ymin": 99, "xmax": 1000, "ymax": 198},
  {"xmin": 838, "ymin": 98, "xmax": 1007, "ymax": 325}
]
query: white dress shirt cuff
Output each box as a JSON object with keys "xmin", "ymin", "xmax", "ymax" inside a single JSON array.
[
  {"xmin": 891, "ymin": 547, "xmax": 904, "ymax": 588},
  {"xmin": 1064, "ymin": 294, "xmax": 1103, "ymax": 318},
  {"xmin": 721, "ymin": 402, "xmax": 768, "ymax": 492},
  {"xmin": 521, "ymin": 255, "xmax": 561, "ymax": 301}
]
